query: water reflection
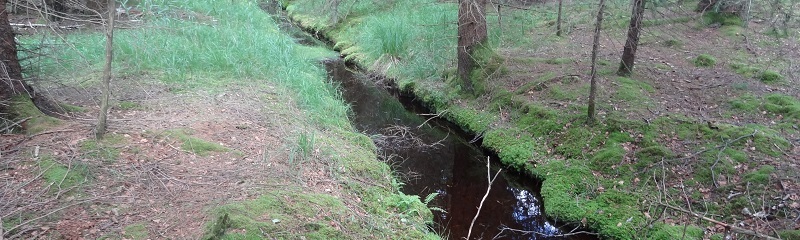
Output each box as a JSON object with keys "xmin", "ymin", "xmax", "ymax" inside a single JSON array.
[{"xmin": 324, "ymin": 59, "xmax": 591, "ymax": 240}]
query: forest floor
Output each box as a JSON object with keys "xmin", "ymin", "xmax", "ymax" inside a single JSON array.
[{"xmin": 1, "ymin": 3, "xmax": 436, "ymax": 239}]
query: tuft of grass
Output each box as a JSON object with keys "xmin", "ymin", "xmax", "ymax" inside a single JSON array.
[
  {"xmin": 58, "ymin": 103, "xmax": 86, "ymax": 113},
  {"xmin": 289, "ymin": 132, "xmax": 316, "ymax": 164},
  {"xmin": 703, "ymin": 12, "xmax": 743, "ymax": 27},
  {"xmin": 729, "ymin": 62, "xmax": 759, "ymax": 78},
  {"xmin": 729, "ymin": 94, "xmax": 759, "ymax": 112},
  {"xmin": 543, "ymin": 57, "xmax": 573, "ymax": 65},
  {"xmin": 614, "ymin": 77, "xmax": 654, "ymax": 103},
  {"xmin": 758, "ymin": 70, "xmax": 784, "ymax": 84},
  {"xmin": 662, "ymin": 39, "xmax": 682, "ymax": 48},
  {"xmin": 692, "ymin": 54, "xmax": 716, "ymax": 67}
]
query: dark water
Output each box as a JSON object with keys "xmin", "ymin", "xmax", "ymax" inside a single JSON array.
[
  {"xmin": 324, "ymin": 60, "xmax": 594, "ymax": 240},
  {"xmin": 261, "ymin": 1, "xmax": 595, "ymax": 238}
]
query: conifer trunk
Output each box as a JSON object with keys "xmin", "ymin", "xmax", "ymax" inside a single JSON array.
[
  {"xmin": 588, "ymin": 0, "xmax": 605, "ymax": 125},
  {"xmin": 617, "ymin": 0, "xmax": 645, "ymax": 76},
  {"xmin": 457, "ymin": 0, "xmax": 488, "ymax": 94}
]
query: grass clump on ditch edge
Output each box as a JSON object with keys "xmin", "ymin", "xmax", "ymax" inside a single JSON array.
[{"xmin": 692, "ymin": 54, "xmax": 716, "ymax": 67}]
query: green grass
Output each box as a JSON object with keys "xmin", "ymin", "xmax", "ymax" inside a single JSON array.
[
  {"xmin": 160, "ymin": 129, "xmax": 229, "ymax": 156},
  {"xmin": 25, "ymin": 0, "xmax": 348, "ymax": 129}
]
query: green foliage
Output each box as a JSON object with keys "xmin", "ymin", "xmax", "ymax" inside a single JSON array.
[
  {"xmin": 543, "ymin": 57, "xmax": 573, "ymax": 65},
  {"xmin": 758, "ymin": 70, "xmax": 784, "ymax": 84},
  {"xmin": 123, "ymin": 223, "xmax": 150, "ymax": 240},
  {"xmin": 692, "ymin": 54, "xmax": 716, "ymax": 67},
  {"xmin": 662, "ymin": 39, "xmax": 683, "ymax": 48},
  {"xmin": 743, "ymin": 165, "xmax": 775, "ymax": 185},
  {"xmin": 362, "ymin": 14, "xmax": 414, "ymax": 59}
]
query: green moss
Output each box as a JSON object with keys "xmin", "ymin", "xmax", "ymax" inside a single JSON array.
[
  {"xmin": 779, "ymin": 230, "xmax": 800, "ymax": 240},
  {"xmin": 729, "ymin": 94, "xmax": 759, "ymax": 112},
  {"xmin": 758, "ymin": 70, "xmax": 784, "ymax": 84},
  {"xmin": 58, "ymin": 103, "xmax": 86, "ymax": 113},
  {"xmin": 662, "ymin": 39, "xmax": 683, "ymax": 48},
  {"xmin": 703, "ymin": 12, "xmax": 742, "ymax": 26},
  {"xmin": 763, "ymin": 94, "xmax": 800, "ymax": 119},
  {"xmin": 483, "ymin": 128, "xmax": 537, "ymax": 170},
  {"xmin": 161, "ymin": 129, "xmax": 230, "ymax": 156},
  {"xmin": 446, "ymin": 107, "xmax": 495, "ymax": 134},
  {"xmin": 648, "ymin": 224, "xmax": 704, "ymax": 240},
  {"xmin": 11, "ymin": 95, "xmax": 61, "ymax": 134},
  {"xmin": 729, "ymin": 62, "xmax": 760, "ymax": 78},
  {"xmin": 118, "ymin": 101, "xmax": 144, "ymax": 110},
  {"xmin": 692, "ymin": 54, "xmax": 716, "ymax": 67},
  {"xmin": 462, "ymin": 42, "xmax": 505, "ymax": 96},
  {"xmin": 591, "ymin": 144, "xmax": 625, "ymax": 174},
  {"xmin": 80, "ymin": 134, "xmax": 125, "ymax": 162},
  {"xmin": 204, "ymin": 190, "xmax": 433, "ymax": 239},
  {"xmin": 543, "ymin": 57, "xmax": 573, "ymax": 65},
  {"xmin": 634, "ymin": 145, "xmax": 674, "ymax": 168},
  {"xmin": 714, "ymin": 124, "xmax": 790, "ymax": 157},
  {"xmin": 38, "ymin": 155, "xmax": 89, "ymax": 191},
  {"xmin": 123, "ymin": 223, "xmax": 149, "ymax": 240},
  {"xmin": 614, "ymin": 77, "xmax": 654, "ymax": 102},
  {"xmin": 743, "ymin": 165, "xmax": 775, "ymax": 185}
]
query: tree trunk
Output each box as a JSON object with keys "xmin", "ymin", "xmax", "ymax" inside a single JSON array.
[
  {"xmin": 617, "ymin": 0, "xmax": 645, "ymax": 76},
  {"xmin": 95, "ymin": 0, "xmax": 115, "ymax": 139},
  {"xmin": 457, "ymin": 0, "xmax": 488, "ymax": 95},
  {"xmin": 588, "ymin": 0, "xmax": 605, "ymax": 125},
  {"xmin": 1, "ymin": 0, "xmax": 31, "ymax": 101},
  {"xmin": 556, "ymin": 0, "xmax": 563, "ymax": 36}
]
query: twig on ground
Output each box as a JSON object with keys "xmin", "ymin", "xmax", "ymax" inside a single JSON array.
[
  {"xmin": 465, "ymin": 156, "xmax": 502, "ymax": 240},
  {"xmin": 5, "ymin": 188, "xmax": 122, "ymax": 236},
  {"xmin": 659, "ymin": 202, "xmax": 780, "ymax": 240},
  {"xmin": 492, "ymin": 226, "xmax": 597, "ymax": 239},
  {"xmin": 417, "ymin": 110, "xmax": 447, "ymax": 129},
  {"xmin": 0, "ymin": 117, "xmax": 31, "ymax": 133}
]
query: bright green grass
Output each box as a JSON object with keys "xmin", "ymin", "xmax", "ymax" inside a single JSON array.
[{"xmin": 24, "ymin": 0, "xmax": 348, "ymax": 129}]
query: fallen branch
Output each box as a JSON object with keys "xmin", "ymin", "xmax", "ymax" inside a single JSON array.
[
  {"xmin": 10, "ymin": 23, "xmax": 84, "ymax": 29},
  {"xmin": 465, "ymin": 156, "xmax": 502, "ymax": 240},
  {"xmin": 0, "ymin": 117, "xmax": 31, "ymax": 133},
  {"xmin": 4, "ymin": 188, "xmax": 122, "ymax": 236},
  {"xmin": 659, "ymin": 202, "xmax": 780, "ymax": 240},
  {"xmin": 493, "ymin": 226, "xmax": 597, "ymax": 239}
]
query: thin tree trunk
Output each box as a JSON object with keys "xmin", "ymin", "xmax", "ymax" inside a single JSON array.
[
  {"xmin": 556, "ymin": 0, "xmax": 563, "ymax": 36},
  {"xmin": 0, "ymin": 0, "xmax": 29, "ymax": 101},
  {"xmin": 497, "ymin": 4, "xmax": 502, "ymax": 36},
  {"xmin": 588, "ymin": 0, "xmax": 605, "ymax": 125},
  {"xmin": 96, "ymin": 0, "xmax": 115, "ymax": 138},
  {"xmin": 457, "ymin": 0, "xmax": 488, "ymax": 95},
  {"xmin": 617, "ymin": 0, "xmax": 645, "ymax": 76}
]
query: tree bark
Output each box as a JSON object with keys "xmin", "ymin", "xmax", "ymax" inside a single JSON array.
[
  {"xmin": 95, "ymin": 0, "xmax": 115, "ymax": 138},
  {"xmin": 617, "ymin": 0, "xmax": 645, "ymax": 76},
  {"xmin": 457, "ymin": 0, "xmax": 488, "ymax": 94},
  {"xmin": 556, "ymin": 0, "xmax": 563, "ymax": 36},
  {"xmin": 1, "ymin": 0, "xmax": 32, "ymax": 103},
  {"xmin": 588, "ymin": 0, "xmax": 605, "ymax": 125}
]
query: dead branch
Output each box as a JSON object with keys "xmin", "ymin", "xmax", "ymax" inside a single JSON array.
[
  {"xmin": 492, "ymin": 226, "xmax": 597, "ymax": 239},
  {"xmin": 465, "ymin": 156, "xmax": 502, "ymax": 240},
  {"xmin": 659, "ymin": 202, "xmax": 780, "ymax": 240},
  {"xmin": 5, "ymin": 188, "xmax": 122, "ymax": 236}
]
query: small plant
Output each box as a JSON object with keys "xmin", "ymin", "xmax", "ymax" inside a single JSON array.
[
  {"xmin": 662, "ymin": 39, "xmax": 682, "ymax": 48},
  {"xmin": 290, "ymin": 132, "xmax": 316, "ymax": 164},
  {"xmin": 758, "ymin": 70, "xmax": 783, "ymax": 84},
  {"xmin": 692, "ymin": 54, "xmax": 716, "ymax": 67}
]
